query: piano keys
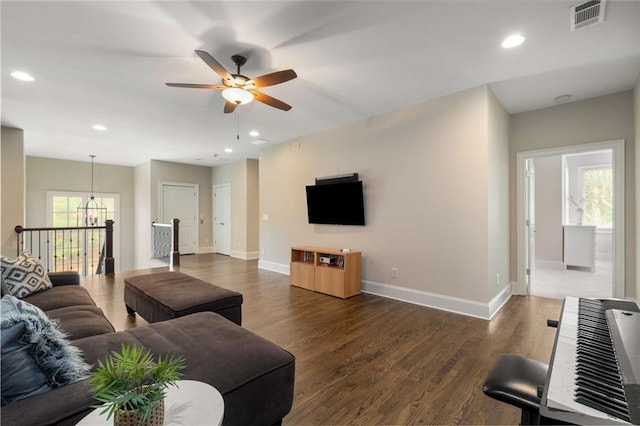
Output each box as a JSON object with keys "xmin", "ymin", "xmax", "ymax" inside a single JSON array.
[{"xmin": 540, "ymin": 297, "xmax": 640, "ymax": 425}]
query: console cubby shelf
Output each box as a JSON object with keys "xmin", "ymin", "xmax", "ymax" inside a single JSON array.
[{"xmin": 290, "ymin": 246, "xmax": 362, "ymax": 299}]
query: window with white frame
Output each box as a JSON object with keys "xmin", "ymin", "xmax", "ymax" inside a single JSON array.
[
  {"xmin": 46, "ymin": 191, "xmax": 120, "ymax": 274},
  {"xmin": 577, "ymin": 166, "xmax": 613, "ymax": 228}
]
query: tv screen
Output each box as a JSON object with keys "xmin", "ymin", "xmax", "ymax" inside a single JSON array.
[{"xmin": 305, "ymin": 181, "xmax": 365, "ymax": 226}]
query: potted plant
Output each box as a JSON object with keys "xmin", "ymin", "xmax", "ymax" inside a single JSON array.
[{"xmin": 89, "ymin": 344, "xmax": 185, "ymax": 426}]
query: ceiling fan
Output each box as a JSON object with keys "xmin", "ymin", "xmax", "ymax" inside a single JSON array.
[{"xmin": 166, "ymin": 50, "xmax": 297, "ymax": 113}]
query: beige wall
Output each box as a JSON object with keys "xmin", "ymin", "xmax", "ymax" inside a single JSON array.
[
  {"xmin": 260, "ymin": 85, "xmax": 507, "ymax": 309},
  {"xmin": 635, "ymin": 75, "xmax": 640, "ymax": 301},
  {"xmin": 487, "ymin": 88, "xmax": 511, "ymax": 300},
  {"xmin": 510, "ymin": 91, "xmax": 636, "ymax": 297},
  {"xmin": 211, "ymin": 159, "xmax": 259, "ymax": 259},
  {"xmin": 149, "ymin": 160, "xmax": 212, "ymax": 249},
  {"xmin": 24, "ymin": 156, "xmax": 136, "ymax": 272},
  {"xmin": 134, "ymin": 161, "xmax": 151, "ymax": 269},
  {"xmin": 534, "ymin": 156, "xmax": 563, "ymax": 263},
  {"xmin": 247, "ymin": 159, "xmax": 260, "ymax": 254},
  {"xmin": 1, "ymin": 127, "xmax": 25, "ymax": 258}
]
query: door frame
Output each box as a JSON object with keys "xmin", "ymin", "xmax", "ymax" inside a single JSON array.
[
  {"xmin": 515, "ymin": 139, "xmax": 625, "ymax": 298},
  {"xmin": 524, "ymin": 159, "xmax": 535, "ymax": 294},
  {"xmin": 158, "ymin": 182, "xmax": 199, "ymax": 255},
  {"xmin": 213, "ymin": 183, "xmax": 231, "ymax": 256}
]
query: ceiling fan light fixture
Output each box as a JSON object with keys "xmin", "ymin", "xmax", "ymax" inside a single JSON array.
[{"xmin": 222, "ymin": 87, "xmax": 254, "ymax": 104}]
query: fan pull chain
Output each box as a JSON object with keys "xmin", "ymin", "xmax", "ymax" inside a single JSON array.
[{"xmin": 235, "ymin": 110, "xmax": 240, "ymax": 140}]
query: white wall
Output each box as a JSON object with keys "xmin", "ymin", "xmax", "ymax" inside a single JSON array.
[
  {"xmin": 510, "ymin": 91, "xmax": 636, "ymax": 297},
  {"xmin": 0, "ymin": 127, "xmax": 25, "ymax": 258},
  {"xmin": 259, "ymin": 85, "xmax": 509, "ymax": 318},
  {"xmin": 24, "ymin": 156, "xmax": 135, "ymax": 272}
]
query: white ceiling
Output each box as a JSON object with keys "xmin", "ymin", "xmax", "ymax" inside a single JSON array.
[{"xmin": 2, "ymin": 1, "xmax": 639, "ymax": 167}]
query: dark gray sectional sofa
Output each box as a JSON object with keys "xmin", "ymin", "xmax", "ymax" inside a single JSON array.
[{"xmin": 0, "ymin": 272, "xmax": 295, "ymax": 425}]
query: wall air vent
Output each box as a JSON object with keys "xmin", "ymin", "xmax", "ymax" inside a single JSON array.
[{"xmin": 570, "ymin": 0, "xmax": 606, "ymax": 31}]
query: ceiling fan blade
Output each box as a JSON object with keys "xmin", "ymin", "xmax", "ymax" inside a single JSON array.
[
  {"xmin": 195, "ymin": 50, "xmax": 233, "ymax": 82},
  {"xmin": 251, "ymin": 91, "xmax": 292, "ymax": 111},
  {"xmin": 166, "ymin": 83, "xmax": 226, "ymax": 89},
  {"xmin": 224, "ymin": 101, "xmax": 238, "ymax": 114},
  {"xmin": 251, "ymin": 70, "xmax": 297, "ymax": 88}
]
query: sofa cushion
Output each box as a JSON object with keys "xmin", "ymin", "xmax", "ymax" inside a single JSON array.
[
  {"xmin": 23, "ymin": 285, "xmax": 97, "ymax": 312},
  {"xmin": 0, "ymin": 295, "xmax": 91, "ymax": 405},
  {"xmin": 73, "ymin": 312, "xmax": 295, "ymax": 425},
  {"xmin": 1, "ymin": 252, "xmax": 52, "ymax": 298},
  {"xmin": 46, "ymin": 305, "xmax": 115, "ymax": 340},
  {"xmin": 130, "ymin": 312, "xmax": 294, "ymax": 425},
  {"xmin": 1, "ymin": 321, "xmax": 52, "ymax": 405}
]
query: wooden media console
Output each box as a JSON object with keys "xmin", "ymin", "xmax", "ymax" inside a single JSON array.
[{"xmin": 289, "ymin": 246, "xmax": 362, "ymax": 299}]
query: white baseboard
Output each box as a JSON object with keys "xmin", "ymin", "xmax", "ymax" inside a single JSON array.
[
  {"xmin": 258, "ymin": 259, "xmax": 290, "ymax": 275},
  {"xmin": 256, "ymin": 260, "xmax": 511, "ymax": 320},
  {"xmin": 231, "ymin": 250, "xmax": 260, "ymax": 260},
  {"xmin": 510, "ymin": 280, "xmax": 525, "ymax": 295},
  {"xmin": 535, "ymin": 260, "xmax": 564, "ymax": 270},
  {"xmin": 362, "ymin": 280, "xmax": 510, "ymax": 320},
  {"xmin": 488, "ymin": 285, "xmax": 512, "ymax": 319},
  {"xmin": 198, "ymin": 246, "xmax": 214, "ymax": 254},
  {"xmin": 147, "ymin": 259, "xmax": 168, "ymax": 268}
]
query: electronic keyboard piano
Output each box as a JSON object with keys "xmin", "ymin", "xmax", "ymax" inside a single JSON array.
[{"xmin": 540, "ymin": 297, "xmax": 640, "ymax": 425}]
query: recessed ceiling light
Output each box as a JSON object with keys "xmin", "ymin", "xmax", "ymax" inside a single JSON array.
[
  {"xmin": 249, "ymin": 130, "xmax": 260, "ymax": 137},
  {"xmin": 93, "ymin": 124, "xmax": 107, "ymax": 131},
  {"xmin": 251, "ymin": 139, "xmax": 270, "ymax": 146},
  {"xmin": 501, "ymin": 34, "xmax": 525, "ymax": 48},
  {"xmin": 11, "ymin": 71, "xmax": 35, "ymax": 81},
  {"xmin": 224, "ymin": 148, "xmax": 233, "ymax": 153},
  {"xmin": 554, "ymin": 94, "xmax": 572, "ymax": 103}
]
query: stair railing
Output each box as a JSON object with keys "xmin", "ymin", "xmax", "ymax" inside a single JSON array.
[
  {"xmin": 14, "ymin": 220, "xmax": 115, "ymax": 276},
  {"xmin": 151, "ymin": 218, "xmax": 180, "ymax": 266}
]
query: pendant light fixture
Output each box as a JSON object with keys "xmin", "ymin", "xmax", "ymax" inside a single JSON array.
[{"xmin": 77, "ymin": 155, "xmax": 107, "ymax": 227}]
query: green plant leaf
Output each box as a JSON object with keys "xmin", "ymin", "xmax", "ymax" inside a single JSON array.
[{"xmin": 88, "ymin": 344, "xmax": 185, "ymax": 422}]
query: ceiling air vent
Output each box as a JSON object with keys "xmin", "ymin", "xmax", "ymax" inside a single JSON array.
[{"xmin": 570, "ymin": 0, "xmax": 606, "ymax": 31}]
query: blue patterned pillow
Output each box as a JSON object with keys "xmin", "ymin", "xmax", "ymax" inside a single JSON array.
[
  {"xmin": 1, "ymin": 295, "xmax": 91, "ymax": 405},
  {"xmin": 1, "ymin": 252, "xmax": 53, "ymax": 298}
]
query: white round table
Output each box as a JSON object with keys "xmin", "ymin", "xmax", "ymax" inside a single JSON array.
[{"xmin": 78, "ymin": 380, "xmax": 224, "ymax": 426}]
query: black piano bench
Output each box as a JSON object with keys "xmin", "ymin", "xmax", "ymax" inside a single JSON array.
[{"xmin": 482, "ymin": 354, "xmax": 548, "ymax": 425}]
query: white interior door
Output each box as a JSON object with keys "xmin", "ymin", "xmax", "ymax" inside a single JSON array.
[
  {"xmin": 214, "ymin": 184, "xmax": 231, "ymax": 255},
  {"xmin": 161, "ymin": 184, "xmax": 197, "ymax": 255},
  {"xmin": 524, "ymin": 159, "xmax": 536, "ymax": 294}
]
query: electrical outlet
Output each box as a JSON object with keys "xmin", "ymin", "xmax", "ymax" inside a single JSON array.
[
  {"xmin": 391, "ymin": 267, "xmax": 399, "ymax": 278},
  {"xmin": 261, "ymin": 248, "xmax": 265, "ymax": 255},
  {"xmin": 496, "ymin": 273, "xmax": 500, "ymax": 287}
]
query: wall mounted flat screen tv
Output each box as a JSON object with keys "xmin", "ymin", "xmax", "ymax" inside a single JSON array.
[{"xmin": 305, "ymin": 181, "xmax": 365, "ymax": 226}]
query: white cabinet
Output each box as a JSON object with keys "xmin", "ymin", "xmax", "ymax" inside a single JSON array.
[{"xmin": 563, "ymin": 225, "xmax": 596, "ymax": 272}]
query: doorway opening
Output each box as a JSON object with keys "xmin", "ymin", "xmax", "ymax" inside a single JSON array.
[{"xmin": 516, "ymin": 140, "xmax": 625, "ymax": 299}]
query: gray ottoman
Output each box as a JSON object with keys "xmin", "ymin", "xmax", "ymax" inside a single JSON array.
[{"xmin": 124, "ymin": 271, "xmax": 243, "ymax": 325}]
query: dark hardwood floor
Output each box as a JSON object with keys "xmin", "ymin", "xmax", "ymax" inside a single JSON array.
[{"xmin": 82, "ymin": 253, "xmax": 562, "ymax": 425}]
